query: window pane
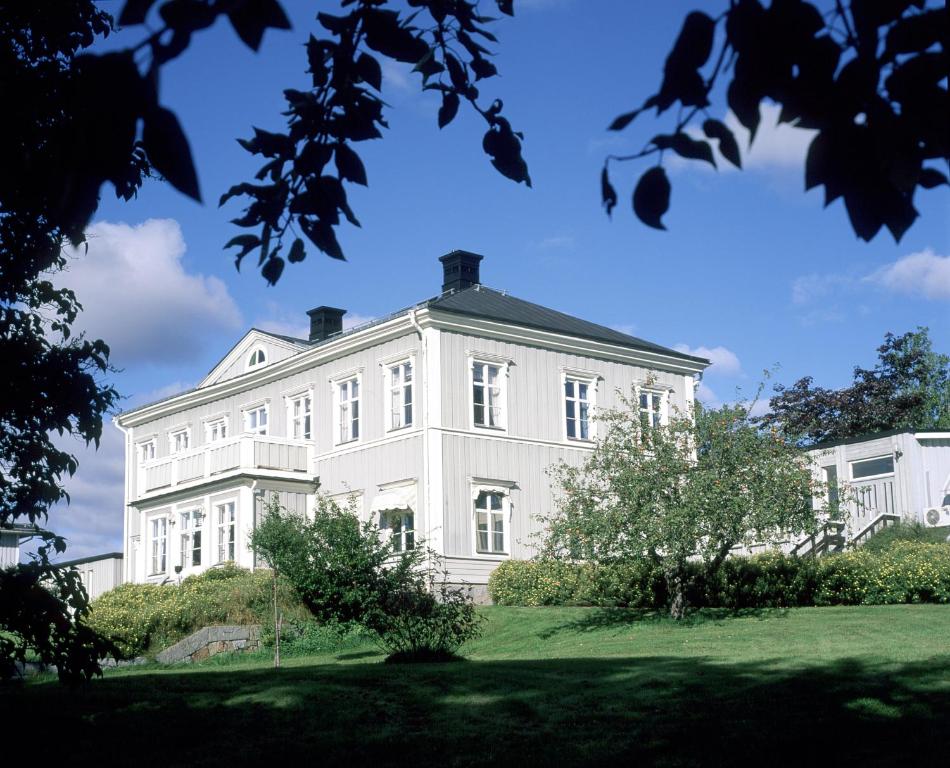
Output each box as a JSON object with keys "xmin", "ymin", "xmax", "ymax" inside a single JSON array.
[
  {"xmin": 566, "ymin": 419, "xmax": 576, "ymax": 438},
  {"xmin": 474, "ymin": 404, "xmax": 485, "ymax": 425},
  {"xmin": 351, "ymin": 380, "xmax": 358, "ymax": 398},
  {"xmin": 473, "ymin": 364, "xmax": 484, "ymax": 383},
  {"xmin": 488, "ymin": 366, "xmax": 499, "ymax": 385},
  {"xmin": 580, "ymin": 417, "xmax": 589, "ymax": 440},
  {"xmin": 579, "ymin": 383, "xmax": 588, "ymax": 400},
  {"xmin": 565, "ymin": 380, "xmax": 574, "ymax": 397},
  {"xmin": 851, "ymin": 456, "xmax": 894, "ymax": 479},
  {"xmin": 490, "ymin": 492, "xmax": 502, "ymax": 510},
  {"xmin": 473, "ymin": 386, "xmax": 484, "ymax": 405},
  {"xmin": 404, "ymin": 403, "xmax": 412, "ymax": 426},
  {"xmin": 566, "ymin": 401, "xmax": 575, "ymax": 419}
]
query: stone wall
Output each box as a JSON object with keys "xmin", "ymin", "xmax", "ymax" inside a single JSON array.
[{"xmin": 156, "ymin": 625, "xmax": 262, "ymax": 665}]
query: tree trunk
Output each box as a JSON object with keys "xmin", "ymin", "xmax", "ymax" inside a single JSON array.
[
  {"xmin": 666, "ymin": 562, "xmax": 687, "ymax": 620},
  {"xmin": 273, "ymin": 571, "xmax": 281, "ymax": 669}
]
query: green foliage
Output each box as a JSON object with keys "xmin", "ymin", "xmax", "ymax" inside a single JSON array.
[
  {"xmin": 862, "ymin": 521, "xmax": 950, "ymax": 553},
  {"xmin": 269, "ymin": 620, "xmax": 372, "ymax": 656},
  {"xmin": 763, "ymin": 327, "xmax": 950, "ymax": 444},
  {"xmin": 251, "ymin": 494, "xmax": 482, "ymax": 660},
  {"xmin": 84, "ymin": 566, "xmax": 309, "ymax": 658},
  {"xmin": 544, "ymin": 386, "xmax": 826, "ymax": 617},
  {"xmin": 605, "ymin": 1, "xmax": 948, "ymax": 243},
  {"xmin": 490, "ymin": 543, "xmax": 950, "ymax": 610}
]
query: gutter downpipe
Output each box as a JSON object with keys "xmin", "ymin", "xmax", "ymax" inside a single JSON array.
[
  {"xmin": 113, "ymin": 417, "xmax": 133, "ymax": 584},
  {"xmin": 408, "ymin": 308, "xmax": 432, "ymax": 579}
]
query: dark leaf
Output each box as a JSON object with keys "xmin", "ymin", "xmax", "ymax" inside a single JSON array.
[
  {"xmin": 670, "ymin": 133, "xmax": 716, "ymax": 167},
  {"xmin": 362, "ymin": 9, "xmax": 429, "ymax": 64},
  {"xmin": 288, "ymin": 237, "xmax": 306, "ymax": 263},
  {"xmin": 601, "ymin": 167, "xmax": 617, "ymax": 218},
  {"xmin": 919, "ymin": 168, "xmax": 949, "ymax": 189},
  {"xmin": 727, "ymin": 77, "xmax": 761, "ymax": 141},
  {"xmin": 228, "ymin": 0, "xmax": 291, "ymax": 52},
  {"xmin": 317, "ymin": 12, "xmax": 349, "ymax": 35},
  {"xmin": 300, "ymin": 217, "xmax": 346, "ymax": 260},
  {"xmin": 445, "ymin": 54, "xmax": 467, "ymax": 92},
  {"xmin": 261, "ymin": 255, "xmax": 285, "ymax": 285},
  {"xmin": 142, "ymin": 107, "xmax": 201, "ymax": 201},
  {"xmin": 702, "ymin": 119, "xmax": 742, "ymax": 168},
  {"xmin": 334, "ymin": 143, "xmax": 367, "ymax": 185},
  {"xmin": 470, "ymin": 56, "xmax": 498, "ymax": 81},
  {"xmin": 118, "ymin": 0, "xmax": 157, "ymax": 25},
  {"xmin": 294, "ymin": 142, "xmax": 333, "ymax": 177},
  {"xmin": 632, "ymin": 166, "xmax": 671, "ymax": 230},
  {"xmin": 884, "ymin": 8, "xmax": 946, "ymax": 60},
  {"xmin": 438, "ymin": 92, "xmax": 460, "ymax": 128},
  {"xmin": 356, "ymin": 53, "xmax": 383, "ymax": 91},
  {"xmin": 496, "ymin": 0, "xmax": 514, "ymax": 16},
  {"xmin": 668, "ymin": 11, "xmax": 716, "ymax": 71},
  {"xmin": 224, "ymin": 234, "xmax": 261, "ymax": 256},
  {"xmin": 608, "ymin": 109, "xmax": 643, "ymax": 132}
]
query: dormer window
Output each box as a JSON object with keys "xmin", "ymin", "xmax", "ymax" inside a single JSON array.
[{"xmin": 246, "ymin": 347, "xmax": 267, "ymax": 371}]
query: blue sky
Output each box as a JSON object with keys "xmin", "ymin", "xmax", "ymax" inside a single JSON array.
[{"xmin": 44, "ymin": 0, "xmax": 949, "ymax": 559}]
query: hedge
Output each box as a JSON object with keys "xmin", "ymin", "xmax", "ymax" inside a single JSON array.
[
  {"xmin": 487, "ymin": 541, "xmax": 950, "ymax": 609},
  {"xmin": 84, "ymin": 564, "xmax": 310, "ymax": 658}
]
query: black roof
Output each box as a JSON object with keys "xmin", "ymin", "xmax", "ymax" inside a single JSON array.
[{"xmin": 425, "ymin": 286, "xmax": 708, "ymax": 364}]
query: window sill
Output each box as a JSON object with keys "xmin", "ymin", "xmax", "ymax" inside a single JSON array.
[
  {"xmin": 335, "ymin": 438, "xmax": 360, "ymax": 447},
  {"xmin": 472, "ymin": 424, "xmax": 507, "ymax": 433},
  {"xmin": 565, "ymin": 436, "xmax": 595, "ymax": 445},
  {"xmin": 474, "ymin": 551, "xmax": 509, "ymax": 558},
  {"xmin": 387, "ymin": 424, "xmax": 415, "ymax": 434}
]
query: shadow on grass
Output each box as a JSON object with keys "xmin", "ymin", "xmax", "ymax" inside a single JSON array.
[
  {"xmin": 536, "ymin": 606, "xmax": 791, "ymax": 638},
  {"xmin": 335, "ymin": 650, "xmax": 384, "ymax": 661},
  {"xmin": 2, "ymin": 651, "xmax": 947, "ymax": 767}
]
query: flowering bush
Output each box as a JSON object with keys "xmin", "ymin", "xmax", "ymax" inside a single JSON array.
[
  {"xmin": 490, "ymin": 542, "xmax": 950, "ymax": 610},
  {"xmin": 84, "ymin": 566, "xmax": 308, "ymax": 658}
]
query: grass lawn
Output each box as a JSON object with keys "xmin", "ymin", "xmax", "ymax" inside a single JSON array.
[{"xmin": 3, "ymin": 605, "xmax": 949, "ymax": 767}]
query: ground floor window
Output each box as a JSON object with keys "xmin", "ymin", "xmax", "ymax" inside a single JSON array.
[
  {"xmin": 150, "ymin": 517, "xmax": 167, "ymax": 575},
  {"xmin": 384, "ymin": 511, "xmax": 415, "ymax": 552},
  {"xmin": 179, "ymin": 508, "xmax": 203, "ymax": 568},
  {"xmin": 475, "ymin": 491, "xmax": 507, "ymax": 554},
  {"xmin": 216, "ymin": 502, "xmax": 236, "ymax": 563}
]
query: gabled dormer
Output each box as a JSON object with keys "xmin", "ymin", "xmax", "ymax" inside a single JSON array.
[{"xmin": 198, "ymin": 329, "xmax": 309, "ymax": 388}]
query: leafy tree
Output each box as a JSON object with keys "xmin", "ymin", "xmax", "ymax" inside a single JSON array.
[
  {"xmin": 603, "ymin": 0, "xmax": 948, "ymax": 241},
  {"xmin": 0, "ymin": 2, "xmax": 125, "ymax": 683},
  {"xmin": 762, "ymin": 327, "xmax": 950, "ymax": 444},
  {"xmin": 544, "ymin": 391, "xmax": 825, "ymax": 618},
  {"xmin": 251, "ymin": 494, "xmax": 481, "ymax": 659}
]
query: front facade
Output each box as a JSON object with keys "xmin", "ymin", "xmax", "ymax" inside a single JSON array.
[
  {"xmin": 810, "ymin": 431, "xmax": 950, "ymax": 544},
  {"xmin": 116, "ymin": 251, "xmax": 708, "ymax": 591}
]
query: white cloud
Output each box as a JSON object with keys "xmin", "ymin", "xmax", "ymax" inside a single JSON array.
[
  {"xmin": 864, "ymin": 249, "xmax": 950, "ymax": 301},
  {"xmin": 382, "ymin": 60, "xmax": 412, "ymax": 91},
  {"xmin": 674, "ymin": 344, "xmax": 741, "ymax": 376},
  {"xmin": 59, "ymin": 219, "xmax": 243, "ymax": 365},
  {"xmin": 676, "ymin": 103, "xmax": 815, "ymax": 174},
  {"xmin": 728, "ymin": 103, "xmax": 815, "ymax": 171},
  {"xmin": 696, "ymin": 381, "xmax": 720, "ymax": 407},
  {"xmin": 127, "ymin": 380, "xmax": 194, "ymax": 409},
  {"xmin": 791, "ymin": 273, "xmax": 854, "ymax": 305}
]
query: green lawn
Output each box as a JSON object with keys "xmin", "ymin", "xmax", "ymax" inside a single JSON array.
[{"xmin": 3, "ymin": 605, "xmax": 949, "ymax": 767}]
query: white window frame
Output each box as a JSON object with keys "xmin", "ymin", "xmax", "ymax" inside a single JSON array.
[
  {"xmin": 471, "ymin": 482, "xmax": 513, "ymax": 557},
  {"xmin": 204, "ymin": 416, "xmax": 229, "ymax": 444},
  {"xmin": 242, "ymin": 401, "xmax": 270, "ymax": 436},
  {"xmin": 137, "ymin": 439, "xmax": 156, "ymax": 463},
  {"xmin": 561, "ymin": 369, "xmax": 599, "ymax": 443},
  {"xmin": 246, "ymin": 345, "xmax": 267, "ymax": 372},
  {"xmin": 332, "ymin": 372, "xmax": 362, "ymax": 445},
  {"xmin": 149, "ymin": 516, "xmax": 168, "ymax": 575},
  {"xmin": 169, "ymin": 427, "xmax": 191, "ymax": 454},
  {"xmin": 285, "ymin": 390, "xmax": 313, "ymax": 441},
  {"xmin": 469, "ymin": 354, "xmax": 510, "ymax": 433},
  {"xmin": 635, "ymin": 384, "xmax": 669, "ymax": 431},
  {"xmin": 215, "ymin": 500, "xmax": 237, "ymax": 564},
  {"xmin": 385, "ymin": 358, "xmax": 415, "ymax": 432},
  {"xmin": 850, "ymin": 454, "xmax": 895, "ymax": 481},
  {"xmin": 179, "ymin": 507, "xmax": 204, "ymax": 569}
]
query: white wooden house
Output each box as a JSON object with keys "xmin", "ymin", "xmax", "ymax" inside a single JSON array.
[
  {"xmin": 115, "ymin": 251, "xmax": 709, "ymax": 593},
  {"xmin": 809, "ymin": 430, "xmax": 950, "ymax": 549}
]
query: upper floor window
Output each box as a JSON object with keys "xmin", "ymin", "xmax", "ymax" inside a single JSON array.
[
  {"xmin": 850, "ymin": 455, "xmax": 894, "ymax": 480},
  {"xmin": 205, "ymin": 418, "xmax": 228, "ymax": 443},
  {"xmin": 564, "ymin": 378, "xmax": 593, "ymax": 441},
  {"xmin": 337, "ymin": 377, "xmax": 360, "ymax": 443},
  {"xmin": 215, "ymin": 502, "xmax": 236, "ymax": 563},
  {"xmin": 474, "ymin": 490, "xmax": 508, "ymax": 555},
  {"xmin": 289, "ymin": 394, "xmax": 312, "ymax": 440},
  {"xmin": 169, "ymin": 428, "xmax": 190, "ymax": 454},
  {"xmin": 246, "ymin": 347, "xmax": 267, "ymax": 371},
  {"xmin": 638, "ymin": 390, "xmax": 666, "ymax": 430},
  {"xmin": 472, "ymin": 360, "xmax": 505, "ymax": 430},
  {"xmin": 137, "ymin": 439, "xmax": 156, "ymax": 463},
  {"xmin": 244, "ymin": 404, "xmax": 268, "ymax": 435},
  {"xmin": 179, "ymin": 508, "xmax": 203, "ymax": 568},
  {"xmin": 150, "ymin": 517, "xmax": 167, "ymax": 575},
  {"xmin": 389, "ymin": 361, "xmax": 413, "ymax": 430}
]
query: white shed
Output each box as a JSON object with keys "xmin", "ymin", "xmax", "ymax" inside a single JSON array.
[
  {"xmin": 55, "ymin": 552, "xmax": 125, "ymax": 601},
  {"xmin": 810, "ymin": 430, "xmax": 950, "ymax": 546}
]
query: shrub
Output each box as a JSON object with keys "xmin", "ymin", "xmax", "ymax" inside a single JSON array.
[
  {"xmin": 862, "ymin": 521, "xmax": 950, "ymax": 553},
  {"xmin": 274, "ymin": 620, "xmax": 372, "ymax": 656},
  {"xmin": 252, "ymin": 494, "xmax": 483, "ymax": 661},
  {"xmin": 84, "ymin": 566, "xmax": 308, "ymax": 658},
  {"xmin": 490, "ymin": 542, "xmax": 950, "ymax": 611}
]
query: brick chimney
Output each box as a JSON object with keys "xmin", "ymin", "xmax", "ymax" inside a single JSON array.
[
  {"xmin": 439, "ymin": 250, "xmax": 483, "ymax": 294},
  {"xmin": 306, "ymin": 306, "xmax": 346, "ymax": 342}
]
